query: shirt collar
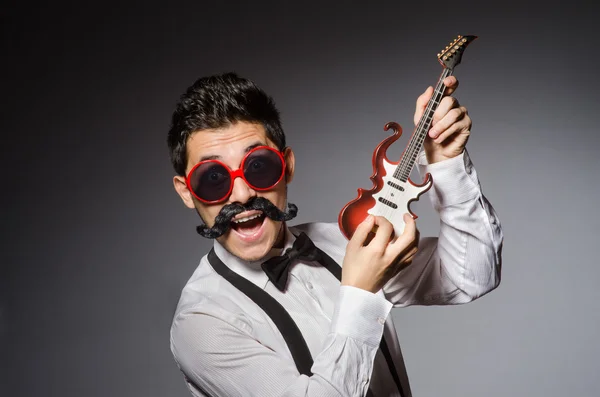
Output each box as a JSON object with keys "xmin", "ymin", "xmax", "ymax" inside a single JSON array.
[{"xmin": 212, "ymin": 224, "xmax": 297, "ymax": 289}]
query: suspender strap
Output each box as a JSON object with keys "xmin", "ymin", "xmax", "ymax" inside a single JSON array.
[{"xmin": 208, "ymin": 249, "xmax": 314, "ymax": 376}]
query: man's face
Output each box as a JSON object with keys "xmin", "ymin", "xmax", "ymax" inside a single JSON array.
[{"xmin": 173, "ymin": 121, "xmax": 295, "ymax": 262}]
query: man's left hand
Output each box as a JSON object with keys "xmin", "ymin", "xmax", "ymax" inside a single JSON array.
[{"xmin": 414, "ymin": 76, "xmax": 471, "ymax": 164}]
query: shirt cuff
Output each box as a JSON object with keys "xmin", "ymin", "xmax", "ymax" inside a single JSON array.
[
  {"xmin": 330, "ymin": 286, "xmax": 393, "ymax": 348},
  {"xmin": 416, "ymin": 149, "xmax": 481, "ymax": 209}
]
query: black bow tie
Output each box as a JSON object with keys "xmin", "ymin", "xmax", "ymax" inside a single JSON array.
[{"xmin": 261, "ymin": 232, "xmax": 321, "ymax": 291}]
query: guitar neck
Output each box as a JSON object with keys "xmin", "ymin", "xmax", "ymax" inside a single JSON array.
[{"xmin": 393, "ymin": 67, "xmax": 453, "ymax": 182}]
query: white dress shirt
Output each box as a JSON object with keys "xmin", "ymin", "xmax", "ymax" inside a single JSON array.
[{"xmin": 170, "ymin": 149, "xmax": 503, "ymax": 397}]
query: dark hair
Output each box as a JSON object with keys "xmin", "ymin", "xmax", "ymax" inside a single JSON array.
[{"xmin": 167, "ymin": 72, "xmax": 286, "ymax": 176}]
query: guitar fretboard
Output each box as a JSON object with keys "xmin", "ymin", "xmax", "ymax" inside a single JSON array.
[{"xmin": 393, "ymin": 67, "xmax": 453, "ymax": 182}]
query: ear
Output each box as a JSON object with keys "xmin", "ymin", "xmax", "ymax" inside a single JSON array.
[
  {"xmin": 283, "ymin": 147, "xmax": 295, "ymax": 184},
  {"xmin": 173, "ymin": 175, "xmax": 196, "ymax": 209}
]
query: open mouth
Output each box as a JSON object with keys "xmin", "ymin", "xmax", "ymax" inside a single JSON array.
[{"xmin": 230, "ymin": 211, "xmax": 266, "ymax": 236}]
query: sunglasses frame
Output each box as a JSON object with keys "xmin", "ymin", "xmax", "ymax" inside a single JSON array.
[{"xmin": 185, "ymin": 145, "xmax": 286, "ymax": 204}]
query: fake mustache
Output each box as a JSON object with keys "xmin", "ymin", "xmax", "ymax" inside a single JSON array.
[{"xmin": 196, "ymin": 197, "xmax": 298, "ymax": 239}]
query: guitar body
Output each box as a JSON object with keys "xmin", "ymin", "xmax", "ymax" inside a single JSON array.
[{"xmin": 338, "ymin": 122, "xmax": 432, "ymax": 240}]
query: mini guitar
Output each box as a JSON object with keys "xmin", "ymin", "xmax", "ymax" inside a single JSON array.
[{"xmin": 338, "ymin": 35, "xmax": 477, "ymax": 240}]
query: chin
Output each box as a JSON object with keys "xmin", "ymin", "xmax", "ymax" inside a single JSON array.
[{"xmin": 219, "ymin": 216, "xmax": 282, "ymax": 262}]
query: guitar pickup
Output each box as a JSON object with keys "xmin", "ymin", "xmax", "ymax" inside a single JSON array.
[
  {"xmin": 378, "ymin": 197, "xmax": 398, "ymax": 209},
  {"xmin": 387, "ymin": 181, "xmax": 405, "ymax": 191}
]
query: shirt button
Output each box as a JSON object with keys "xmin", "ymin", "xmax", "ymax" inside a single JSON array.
[
  {"xmin": 363, "ymin": 375, "xmax": 369, "ymax": 383},
  {"xmin": 306, "ymin": 282, "xmax": 313, "ymax": 290},
  {"xmin": 377, "ymin": 317, "xmax": 386, "ymax": 325}
]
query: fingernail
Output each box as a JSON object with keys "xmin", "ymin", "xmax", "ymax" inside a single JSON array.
[{"xmin": 429, "ymin": 129, "xmax": 438, "ymax": 138}]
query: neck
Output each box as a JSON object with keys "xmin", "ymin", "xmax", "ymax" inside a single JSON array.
[{"xmin": 273, "ymin": 222, "xmax": 287, "ymax": 249}]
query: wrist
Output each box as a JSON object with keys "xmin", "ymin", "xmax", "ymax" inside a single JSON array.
[
  {"xmin": 331, "ymin": 285, "xmax": 393, "ymax": 346},
  {"xmin": 340, "ymin": 280, "xmax": 379, "ymax": 294},
  {"xmin": 425, "ymin": 149, "xmax": 463, "ymax": 164}
]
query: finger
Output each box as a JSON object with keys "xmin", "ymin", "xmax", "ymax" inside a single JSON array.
[
  {"xmin": 430, "ymin": 103, "xmax": 465, "ymax": 139},
  {"xmin": 347, "ymin": 215, "xmax": 375, "ymax": 251},
  {"xmin": 397, "ymin": 244, "xmax": 419, "ymax": 264},
  {"xmin": 431, "ymin": 96, "xmax": 459, "ymax": 128},
  {"xmin": 386, "ymin": 214, "xmax": 418, "ymax": 259},
  {"xmin": 433, "ymin": 96, "xmax": 459, "ymax": 121},
  {"xmin": 413, "ymin": 223, "xmax": 420, "ymax": 243},
  {"xmin": 394, "ymin": 246, "xmax": 419, "ymax": 270},
  {"xmin": 431, "ymin": 107, "xmax": 469, "ymax": 141},
  {"xmin": 368, "ymin": 216, "xmax": 395, "ymax": 254},
  {"xmin": 433, "ymin": 118, "xmax": 470, "ymax": 145},
  {"xmin": 443, "ymin": 76, "xmax": 459, "ymax": 95},
  {"xmin": 414, "ymin": 86, "xmax": 433, "ymax": 125},
  {"xmin": 402, "ymin": 213, "xmax": 417, "ymax": 242}
]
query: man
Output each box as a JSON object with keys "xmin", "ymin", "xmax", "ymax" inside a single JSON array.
[{"xmin": 168, "ymin": 72, "xmax": 503, "ymax": 396}]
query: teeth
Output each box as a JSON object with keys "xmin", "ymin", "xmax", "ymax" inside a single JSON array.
[{"xmin": 233, "ymin": 213, "xmax": 262, "ymax": 224}]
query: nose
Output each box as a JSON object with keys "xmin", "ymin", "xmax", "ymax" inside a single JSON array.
[{"xmin": 228, "ymin": 175, "xmax": 256, "ymax": 204}]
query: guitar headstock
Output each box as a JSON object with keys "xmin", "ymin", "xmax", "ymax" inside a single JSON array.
[{"xmin": 437, "ymin": 35, "xmax": 477, "ymax": 70}]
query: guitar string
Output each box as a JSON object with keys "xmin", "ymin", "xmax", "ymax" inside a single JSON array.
[
  {"xmin": 397, "ymin": 67, "xmax": 452, "ymax": 181},
  {"xmin": 388, "ymin": 67, "xmax": 452, "ymax": 223},
  {"xmin": 381, "ymin": 69, "xmax": 448, "ymax": 223},
  {"xmin": 380, "ymin": 67, "xmax": 453, "ymax": 227}
]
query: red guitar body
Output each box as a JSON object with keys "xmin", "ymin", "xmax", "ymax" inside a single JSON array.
[{"xmin": 338, "ymin": 122, "xmax": 432, "ymax": 240}]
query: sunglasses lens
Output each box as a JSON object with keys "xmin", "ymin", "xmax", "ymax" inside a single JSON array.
[
  {"xmin": 190, "ymin": 162, "xmax": 231, "ymax": 202},
  {"xmin": 243, "ymin": 148, "xmax": 284, "ymax": 189}
]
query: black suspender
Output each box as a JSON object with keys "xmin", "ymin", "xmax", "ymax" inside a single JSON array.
[
  {"xmin": 208, "ymin": 249, "xmax": 314, "ymax": 376},
  {"xmin": 207, "ymin": 244, "xmax": 406, "ymax": 397}
]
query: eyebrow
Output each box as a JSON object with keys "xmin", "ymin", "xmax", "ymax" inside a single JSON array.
[{"xmin": 198, "ymin": 142, "xmax": 265, "ymax": 162}]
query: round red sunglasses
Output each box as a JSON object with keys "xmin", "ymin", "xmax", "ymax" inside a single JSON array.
[{"xmin": 186, "ymin": 146, "xmax": 286, "ymax": 204}]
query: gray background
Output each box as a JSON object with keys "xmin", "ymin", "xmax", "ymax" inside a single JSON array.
[{"xmin": 3, "ymin": 1, "xmax": 599, "ymax": 396}]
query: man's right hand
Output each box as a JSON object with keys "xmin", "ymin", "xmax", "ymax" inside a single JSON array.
[{"xmin": 341, "ymin": 214, "xmax": 419, "ymax": 293}]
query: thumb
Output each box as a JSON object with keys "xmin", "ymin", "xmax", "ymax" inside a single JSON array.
[
  {"xmin": 347, "ymin": 215, "xmax": 375, "ymax": 251},
  {"xmin": 401, "ymin": 213, "xmax": 417, "ymax": 241},
  {"xmin": 414, "ymin": 86, "xmax": 433, "ymax": 126}
]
